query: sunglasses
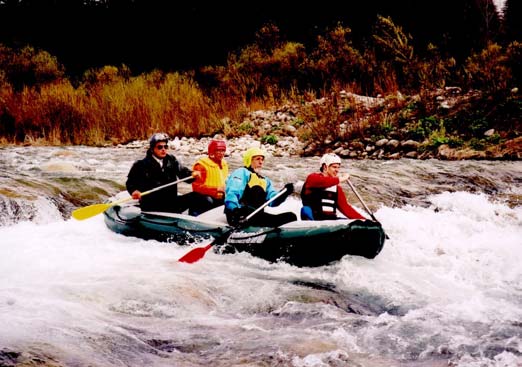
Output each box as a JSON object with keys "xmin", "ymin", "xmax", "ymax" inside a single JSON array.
[{"xmin": 155, "ymin": 144, "xmax": 168, "ymax": 150}]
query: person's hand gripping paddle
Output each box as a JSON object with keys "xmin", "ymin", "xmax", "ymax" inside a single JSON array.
[
  {"xmin": 71, "ymin": 176, "xmax": 193, "ymax": 220},
  {"xmin": 178, "ymin": 187, "xmax": 289, "ymax": 264}
]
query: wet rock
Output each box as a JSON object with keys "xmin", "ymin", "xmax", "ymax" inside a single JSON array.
[
  {"xmin": 484, "ymin": 129, "xmax": 495, "ymax": 137},
  {"xmin": 385, "ymin": 139, "xmax": 400, "ymax": 151},
  {"xmin": 388, "ymin": 152, "xmax": 401, "ymax": 159},
  {"xmin": 401, "ymin": 139, "xmax": 420, "ymax": 151},
  {"xmin": 350, "ymin": 141, "xmax": 365, "ymax": 150},
  {"xmin": 0, "ymin": 349, "xmax": 20, "ymax": 366},
  {"xmin": 375, "ymin": 138, "xmax": 388, "ymax": 147},
  {"xmin": 495, "ymin": 136, "xmax": 522, "ymax": 159},
  {"xmin": 338, "ymin": 149, "xmax": 351, "ymax": 157},
  {"xmin": 437, "ymin": 144, "xmax": 487, "ymax": 160}
]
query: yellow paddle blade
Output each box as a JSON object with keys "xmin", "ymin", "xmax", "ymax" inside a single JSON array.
[{"xmin": 71, "ymin": 203, "xmax": 112, "ymax": 220}]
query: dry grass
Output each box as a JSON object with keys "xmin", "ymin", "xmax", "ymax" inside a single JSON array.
[{"xmin": 0, "ymin": 17, "xmax": 520, "ymax": 147}]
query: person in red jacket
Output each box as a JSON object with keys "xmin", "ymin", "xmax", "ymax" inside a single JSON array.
[{"xmin": 300, "ymin": 153, "xmax": 366, "ymax": 221}]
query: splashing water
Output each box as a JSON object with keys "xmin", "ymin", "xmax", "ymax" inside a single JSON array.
[{"xmin": 0, "ymin": 146, "xmax": 521, "ymax": 366}]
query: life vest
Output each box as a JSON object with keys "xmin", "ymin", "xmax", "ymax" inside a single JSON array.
[
  {"xmin": 196, "ymin": 157, "xmax": 228, "ymax": 189},
  {"xmin": 241, "ymin": 171, "xmax": 267, "ymax": 208},
  {"xmin": 302, "ymin": 185, "xmax": 338, "ymax": 220}
]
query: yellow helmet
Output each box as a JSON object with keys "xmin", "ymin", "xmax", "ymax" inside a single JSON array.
[{"xmin": 243, "ymin": 147, "xmax": 265, "ymax": 167}]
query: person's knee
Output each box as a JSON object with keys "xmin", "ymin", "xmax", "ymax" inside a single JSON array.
[
  {"xmin": 189, "ymin": 195, "xmax": 217, "ymax": 216},
  {"xmin": 300, "ymin": 206, "xmax": 314, "ymax": 220},
  {"xmin": 287, "ymin": 212, "xmax": 298, "ymax": 222}
]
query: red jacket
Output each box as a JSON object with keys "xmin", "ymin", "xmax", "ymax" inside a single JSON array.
[{"xmin": 301, "ymin": 172, "xmax": 365, "ymax": 220}]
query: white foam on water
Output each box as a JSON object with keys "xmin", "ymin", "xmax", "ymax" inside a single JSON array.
[{"xmin": 1, "ymin": 147, "xmax": 521, "ymax": 366}]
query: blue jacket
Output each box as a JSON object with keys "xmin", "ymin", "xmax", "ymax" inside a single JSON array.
[{"xmin": 224, "ymin": 167, "xmax": 278, "ymax": 211}]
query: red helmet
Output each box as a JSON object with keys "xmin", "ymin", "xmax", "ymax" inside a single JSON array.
[{"xmin": 208, "ymin": 139, "xmax": 226, "ymax": 155}]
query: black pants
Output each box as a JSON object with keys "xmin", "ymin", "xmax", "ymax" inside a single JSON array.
[
  {"xmin": 189, "ymin": 193, "xmax": 224, "ymax": 216},
  {"xmin": 226, "ymin": 209, "xmax": 297, "ymax": 228},
  {"xmin": 141, "ymin": 192, "xmax": 195, "ymax": 213},
  {"xmin": 250, "ymin": 211, "xmax": 297, "ymax": 227}
]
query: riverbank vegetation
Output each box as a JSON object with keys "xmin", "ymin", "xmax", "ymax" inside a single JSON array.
[{"xmin": 0, "ymin": 13, "xmax": 521, "ymax": 158}]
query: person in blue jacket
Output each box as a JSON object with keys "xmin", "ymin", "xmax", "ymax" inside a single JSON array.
[{"xmin": 224, "ymin": 147, "xmax": 296, "ymax": 227}]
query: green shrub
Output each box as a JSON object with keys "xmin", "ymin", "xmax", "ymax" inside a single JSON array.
[
  {"xmin": 429, "ymin": 135, "xmax": 449, "ymax": 148},
  {"xmin": 405, "ymin": 121, "xmax": 426, "ymax": 140},
  {"xmin": 292, "ymin": 117, "xmax": 304, "ymax": 127},
  {"xmin": 238, "ymin": 121, "xmax": 255, "ymax": 134},
  {"xmin": 379, "ymin": 118, "xmax": 394, "ymax": 135},
  {"xmin": 447, "ymin": 136, "xmax": 464, "ymax": 148},
  {"xmin": 406, "ymin": 115, "xmax": 440, "ymax": 140},
  {"xmin": 426, "ymin": 120, "xmax": 450, "ymax": 148},
  {"xmin": 469, "ymin": 138, "xmax": 486, "ymax": 150},
  {"xmin": 261, "ymin": 134, "xmax": 278, "ymax": 145},
  {"xmin": 487, "ymin": 133, "xmax": 501, "ymax": 144},
  {"xmin": 469, "ymin": 117, "xmax": 490, "ymax": 135}
]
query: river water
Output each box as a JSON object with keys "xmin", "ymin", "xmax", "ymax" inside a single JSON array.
[{"xmin": 0, "ymin": 145, "xmax": 521, "ymax": 367}]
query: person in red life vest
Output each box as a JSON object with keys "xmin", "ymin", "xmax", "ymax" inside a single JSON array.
[
  {"xmin": 189, "ymin": 139, "xmax": 229, "ymax": 216},
  {"xmin": 300, "ymin": 153, "xmax": 366, "ymax": 221}
]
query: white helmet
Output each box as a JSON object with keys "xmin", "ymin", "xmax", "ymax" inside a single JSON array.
[{"xmin": 320, "ymin": 153, "xmax": 341, "ymax": 169}]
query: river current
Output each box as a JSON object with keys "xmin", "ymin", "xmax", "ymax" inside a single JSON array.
[{"xmin": 0, "ymin": 145, "xmax": 521, "ymax": 367}]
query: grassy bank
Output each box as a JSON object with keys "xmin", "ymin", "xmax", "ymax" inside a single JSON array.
[{"xmin": 0, "ymin": 18, "xmax": 521, "ymax": 156}]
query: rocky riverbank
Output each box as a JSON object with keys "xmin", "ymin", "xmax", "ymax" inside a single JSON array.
[
  {"xmin": 121, "ymin": 87, "xmax": 522, "ymax": 160},
  {"xmin": 226, "ymin": 89, "xmax": 521, "ymax": 161},
  {"xmin": 121, "ymin": 133, "xmax": 522, "ymax": 161}
]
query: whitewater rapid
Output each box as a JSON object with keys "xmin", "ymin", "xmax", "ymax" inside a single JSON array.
[{"xmin": 0, "ymin": 145, "xmax": 521, "ymax": 366}]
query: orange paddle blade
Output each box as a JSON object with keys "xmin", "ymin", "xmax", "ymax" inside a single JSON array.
[{"xmin": 178, "ymin": 244, "xmax": 213, "ymax": 263}]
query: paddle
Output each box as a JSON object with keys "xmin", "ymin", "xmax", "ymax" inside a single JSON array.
[
  {"xmin": 346, "ymin": 178, "xmax": 390, "ymax": 239},
  {"xmin": 178, "ymin": 186, "xmax": 290, "ymax": 264},
  {"xmin": 71, "ymin": 175, "xmax": 193, "ymax": 220}
]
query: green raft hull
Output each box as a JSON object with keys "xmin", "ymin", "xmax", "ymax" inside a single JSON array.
[{"xmin": 104, "ymin": 205, "xmax": 386, "ymax": 267}]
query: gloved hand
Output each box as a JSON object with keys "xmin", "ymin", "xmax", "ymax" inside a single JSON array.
[
  {"xmin": 284, "ymin": 183, "xmax": 294, "ymax": 195},
  {"xmin": 228, "ymin": 207, "xmax": 250, "ymax": 226},
  {"xmin": 273, "ymin": 183, "xmax": 294, "ymax": 207}
]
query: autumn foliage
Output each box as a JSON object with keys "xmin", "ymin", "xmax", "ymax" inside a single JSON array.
[{"xmin": 0, "ymin": 16, "xmax": 521, "ymax": 149}]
